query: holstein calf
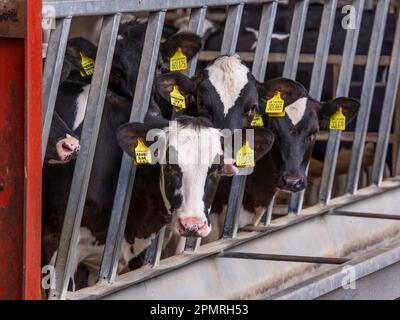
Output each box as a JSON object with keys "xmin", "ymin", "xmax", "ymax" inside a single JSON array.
[
  {"xmin": 207, "ymin": 77, "xmax": 360, "ymax": 239},
  {"xmin": 117, "ymin": 116, "xmax": 274, "ymax": 238},
  {"xmin": 42, "ymin": 28, "xmax": 201, "ymax": 283},
  {"xmin": 157, "ymin": 54, "xmax": 259, "ymax": 132}
]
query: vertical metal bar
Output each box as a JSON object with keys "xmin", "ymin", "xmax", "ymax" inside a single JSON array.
[
  {"xmin": 371, "ymin": 11, "xmax": 400, "ymax": 185},
  {"xmin": 186, "ymin": 6, "xmax": 207, "ymax": 77},
  {"xmin": 49, "ymin": 14, "xmax": 121, "ymax": 300},
  {"xmin": 220, "ymin": 4, "xmax": 244, "ymax": 55},
  {"xmin": 223, "ymin": 2, "xmax": 278, "ymax": 238},
  {"xmin": 282, "ymin": 0, "xmax": 309, "ymax": 78},
  {"xmin": 260, "ymin": 194, "xmax": 276, "ymax": 226},
  {"xmin": 42, "ymin": 17, "xmax": 71, "ymax": 164},
  {"xmin": 145, "ymin": 225, "xmax": 166, "ymax": 267},
  {"xmin": 319, "ymin": 0, "xmax": 365, "ymax": 204},
  {"xmin": 346, "ymin": 0, "xmax": 391, "ymax": 194},
  {"xmin": 288, "ymin": 0, "xmax": 338, "ymax": 214},
  {"xmin": 183, "ymin": 6, "xmax": 209, "ymax": 253},
  {"xmin": 98, "ymin": 11, "xmax": 166, "ymax": 283},
  {"xmin": 252, "ymin": 2, "xmax": 278, "ymax": 81}
]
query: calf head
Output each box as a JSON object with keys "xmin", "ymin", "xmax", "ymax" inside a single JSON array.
[
  {"xmin": 61, "ymin": 37, "xmax": 98, "ymax": 84},
  {"xmin": 117, "ymin": 116, "xmax": 273, "ymax": 238},
  {"xmin": 45, "ymin": 111, "xmax": 80, "ymax": 164},
  {"xmin": 111, "ymin": 20, "xmax": 201, "ymax": 99},
  {"xmin": 258, "ymin": 78, "xmax": 360, "ymax": 192},
  {"xmin": 156, "ymin": 54, "xmax": 259, "ymax": 130}
]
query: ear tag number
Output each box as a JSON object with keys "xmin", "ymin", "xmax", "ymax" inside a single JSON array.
[
  {"xmin": 170, "ymin": 86, "xmax": 186, "ymax": 112},
  {"xmin": 266, "ymin": 91, "xmax": 285, "ymax": 114},
  {"xmin": 236, "ymin": 141, "xmax": 255, "ymax": 168},
  {"xmin": 251, "ymin": 113, "xmax": 264, "ymax": 127},
  {"xmin": 170, "ymin": 48, "xmax": 187, "ymax": 72},
  {"xmin": 135, "ymin": 138, "xmax": 152, "ymax": 165},
  {"xmin": 330, "ymin": 107, "xmax": 346, "ymax": 131},
  {"xmin": 80, "ymin": 52, "xmax": 95, "ymax": 77}
]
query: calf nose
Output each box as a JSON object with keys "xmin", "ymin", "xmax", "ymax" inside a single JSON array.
[
  {"xmin": 56, "ymin": 135, "xmax": 80, "ymax": 161},
  {"xmin": 177, "ymin": 217, "xmax": 208, "ymax": 237},
  {"xmin": 280, "ymin": 174, "xmax": 305, "ymax": 191}
]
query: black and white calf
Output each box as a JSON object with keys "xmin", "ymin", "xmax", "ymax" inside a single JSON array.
[
  {"xmin": 210, "ymin": 78, "xmax": 360, "ymax": 231},
  {"xmin": 42, "ymin": 28, "xmax": 204, "ymax": 283},
  {"xmin": 117, "ymin": 116, "xmax": 274, "ymax": 238},
  {"xmin": 157, "ymin": 54, "xmax": 259, "ymax": 131}
]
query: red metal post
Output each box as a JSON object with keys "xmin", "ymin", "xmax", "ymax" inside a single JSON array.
[
  {"xmin": 24, "ymin": 0, "xmax": 42, "ymax": 300},
  {"xmin": 0, "ymin": 0, "xmax": 42, "ymax": 299}
]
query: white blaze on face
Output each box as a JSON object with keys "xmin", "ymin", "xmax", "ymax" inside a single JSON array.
[
  {"xmin": 285, "ymin": 97, "xmax": 308, "ymax": 126},
  {"xmin": 73, "ymin": 84, "xmax": 90, "ymax": 130},
  {"xmin": 161, "ymin": 123, "xmax": 223, "ymax": 236},
  {"xmin": 206, "ymin": 55, "xmax": 249, "ymax": 116}
]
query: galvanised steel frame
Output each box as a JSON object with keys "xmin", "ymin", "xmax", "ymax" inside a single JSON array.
[{"xmin": 41, "ymin": 0, "xmax": 400, "ymax": 299}]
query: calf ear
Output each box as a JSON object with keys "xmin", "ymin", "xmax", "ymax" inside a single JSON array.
[
  {"xmin": 257, "ymin": 78, "xmax": 307, "ymax": 110},
  {"xmin": 318, "ymin": 97, "xmax": 360, "ymax": 129},
  {"xmin": 116, "ymin": 123, "xmax": 150, "ymax": 158},
  {"xmin": 117, "ymin": 115, "xmax": 169, "ymax": 159},
  {"xmin": 162, "ymin": 32, "xmax": 202, "ymax": 63},
  {"xmin": 156, "ymin": 72, "xmax": 197, "ymax": 102}
]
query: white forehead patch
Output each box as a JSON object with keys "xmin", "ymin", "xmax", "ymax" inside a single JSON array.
[
  {"xmin": 285, "ymin": 97, "xmax": 308, "ymax": 126},
  {"xmin": 166, "ymin": 123, "xmax": 223, "ymax": 168},
  {"xmin": 206, "ymin": 55, "xmax": 249, "ymax": 116},
  {"xmin": 162, "ymin": 122, "xmax": 222, "ymax": 220}
]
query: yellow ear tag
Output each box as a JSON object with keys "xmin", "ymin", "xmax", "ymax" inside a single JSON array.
[
  {"xmin": 265, "ymin": 91, "xmax": 285, "ymax": 114},
  {"xmin": 170, "ymin": 48, "xmax": 187, "ymax": 72},
  {"xmin": 329, "ymin": 107, "xmax": 346, "ymax": 131},
  {"xmin": 80, "ymin": 52, "xmax": 95, "ymax": 77},
  {"xmin": 170, "ymin": 85, "xmax": 186, "ymax": 112},
  {"xmin": 134, "ymin": 138, "xmax": 152, "ymax": 165},
  {"xmin": 251, "ymin": 113, "xmax": 264, "ymax": 127},
  {"xmin": 236, "ymin": 141, "xmax": 255, "ymax": 168}
]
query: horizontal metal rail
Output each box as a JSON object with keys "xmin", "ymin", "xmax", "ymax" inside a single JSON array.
[
  {"xmin": 217, "ymin": 252, "xmax": 349, "ymax": 265},
  {"xmin": 329, "ymin": 210, "xmax": 400, "ymax": 220},
  {"xmin": 198, "ymin": 52, "xmax": 393, "ymax": 65},
  {"xmin": 43, "ymin": 0, "xmax": 276, "ymax": 18}
]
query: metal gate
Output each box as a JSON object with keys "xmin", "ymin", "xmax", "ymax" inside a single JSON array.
[{"xmin": 41, "ymin": 0, "xmax": 400, "ymax": 300}]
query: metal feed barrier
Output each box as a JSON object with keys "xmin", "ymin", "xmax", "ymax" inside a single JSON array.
[{"xmin": 41, "ymin": 0, "xmax": 400, "ymax": 300}]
